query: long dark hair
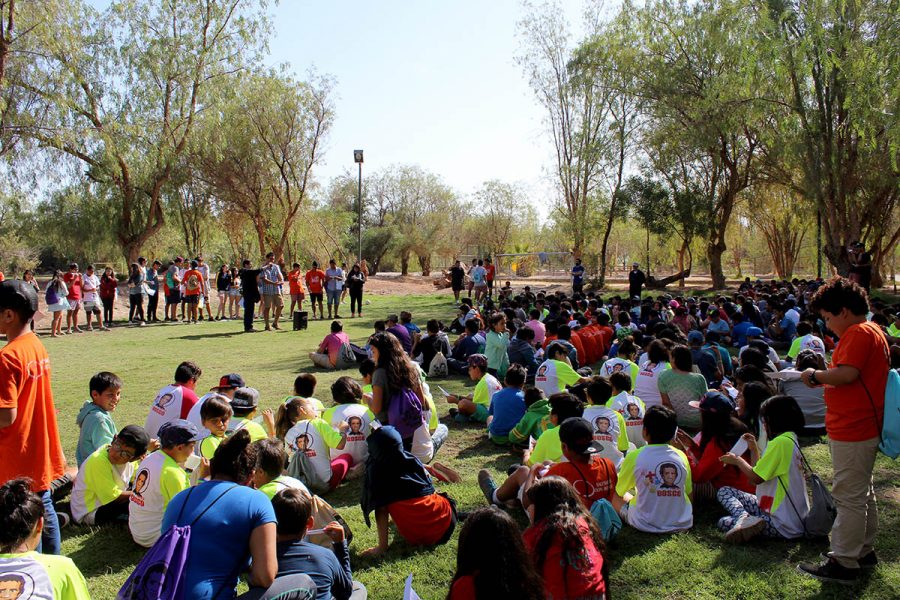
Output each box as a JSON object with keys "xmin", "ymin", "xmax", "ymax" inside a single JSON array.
[
  {"xmin": 369, "ymin": 331, "xmax": 419, "ymax": 391},
  {"xmin": 699, "ymin": 409, "xmax": 748, "ymax": 455},
  {"xmin": 527, "ymin": 476, "xmax": 610, "ymax": 598},
  {"xmin": 448, "ymin": 508, "xmax": 544, "ymax": 600},
  {"xmin": 209, "ymin": 429, "xmax": 257, "ymax": 483},
  {"xmin": 0, "ymin": 478, "xmax": 44, "ymax": 553},
  {"xmin": 739, "ymin": 381, "xmax": 772, "ymax": 438}
]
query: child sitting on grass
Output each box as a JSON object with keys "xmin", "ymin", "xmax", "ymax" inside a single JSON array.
[
  {"xmin": 76, "ymin": 371, "xmax": 124, "ymax": 467},
  {"xmin": 322, "ymin": 377, "xmax": 376, "ymax": 465},
  {"xmin": 252, "ymin": 438, "xmax": 309, "ymax": 499},
  {"xmin": 487, "ymin": 364, "xmax": 527, "ymax": 445},
  {"xmin": 284, "ymin": 398, "xmax": 352, "ymax": 494},
  {"xmin": 445, "ymin": 354, "xmax": 502, "ymax": 424},
  {"xmin": 294, "ymin": 373, "xmax": 325, "ymax": 416},
  {"xmin": 70, "ymin": 425, "xmax": 150, "ymax": 525},
  {"xmin": 526, "ymin": 392, "xmax": 584, "ymax": 466},
  {"xmin": 580, "ymin": 377, "xmax": 629, "ymax": 466},
  {"xmin": 607, "ymin": 371, "xmax": 646, "ymax": 448},
  {"xmin": 613, "ymin": 405, "xmax": 694, "ymax": 534},
  {"xmin": 359, "ymin": 359, "xmax": 376, "ymax": 400},
  {"xmin": 360, "ymin": 426, "xmax": 456, "ymax": 558},
  {"xmin": 524, "ymin": 477, "xmax": 609, "ymax": 600},
  {"xmin": 230, "ymin": 387, "xmax": 274, "ymax": 442},
  {"xmin": 716, "ymin": 395, "xmax": 809, "ymax": 543},
  {"xmin": 447, "ymin": 508, "xmax": 544, "ymax": 600},
  {"xmin": 198, "ymin": 395, "xmax": 233, "ymax": 459},
  {"xmin": 508, "ymin": 387, "xmax": 551, "ymax": 447}
]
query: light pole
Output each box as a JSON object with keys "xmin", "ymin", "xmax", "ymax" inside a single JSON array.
[{"xmin": 353, "ymin": 149, "xmax": 364, "ymax": 265}]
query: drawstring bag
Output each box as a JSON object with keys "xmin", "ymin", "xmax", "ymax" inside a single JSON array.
[{"xmin": 778, "ymin": 442, "xmax": 836, "ymax": 539}]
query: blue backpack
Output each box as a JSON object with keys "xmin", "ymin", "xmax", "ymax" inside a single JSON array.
[
  {"xmin": 589, "ymin": 498, "xmax": 622, "ymax": 542},
  {"xmin": 117, "ymin": 485, "xmax": 236, "ymax": 600},
  {"xmin": 878, "ymin": 369, "xmax": 900, "ymax": 459}
]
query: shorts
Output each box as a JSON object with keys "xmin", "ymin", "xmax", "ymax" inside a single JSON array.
[
  {"xmin": 167, "ymin": 290, "xmax": 181, "ymax": 304},
  {"xmin": 326, "ymin": 289, "xmax": 341, "ymax": 306},
  {"xmin": 262, "ymin": 294, "xmax": 284, "ymax": 310},
  {"xmin": 291, "ymin": 293, "xmax": 304, "ymax": 302},
  {"xmin": 83, "ymin": 301, "xmax": 101, "ymax": 314},
  {"xmin": 451, "ymin": 282, "xmax": 463, "ymax": 292},
  {"xmin": 66, "ymin": 299, "xmax": 81, "ymax": 311},
  {"xmin": 310, "ymin": 292, "xmax": 323, "ymax": 303},
  {"xmin": 217, "ymin": 291, "xmax": 227, "ymax": 302},
  {"xmin": 183, "ymin": 294, "xmax": 199, "ymax": 305},
  {"xmin": 474, "ymin": 283, "xmax": 487, "ymax": 291},
  {"xmin": 228, "ymin": 288, "xmax": 241, "ymax": 298},
  {"xmin": 470, "ymin": 403, "xmax": 489, "ymax": 423},
  {"xmin": 48, "ymin": 300, "xmax": 70, "ymax": 313},
  {"xmin": 618, "ymin": 502, "xmax": 631, "ymax": 523}
]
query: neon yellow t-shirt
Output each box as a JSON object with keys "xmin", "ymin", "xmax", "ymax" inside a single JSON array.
[
  {"xmin": 888, "ymin": 323, "xmax": 900, "ymax": 338},
  {"xmin": 70, "ymin": 446, "xmax": 136, "ymax": 524},
  {"xmin": 362, "ymin": 383, "xmax": 373, "ymax": 396},
  {"xmin": 257, "ymin": 475, "xmax": 309, "ymax": 500},
  {"xmin": 472, "ymin": 374, "xmax": 502, "ymax": 407},
  {"xmin": 231, "ymin": 417, "xmax": 268, "ymax": 442},
  {"xmin": 0, "ymin": 551, "xmax": 90, "ymax": 600},
  {"xmin": 199, "ymin": 434, "xmax": 223, "ymax": 459},
  {"xmin": 527, "ymin": 426, "xmax": 562, "ymax": 465},
  {"xmin": 752, "ymin": 432, "xmax": 808, "ymax": 538}
]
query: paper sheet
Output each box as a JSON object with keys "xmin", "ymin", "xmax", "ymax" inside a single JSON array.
[{"xmin": 729, "ymin": 437, "xmax": 749, "ymax": 457}]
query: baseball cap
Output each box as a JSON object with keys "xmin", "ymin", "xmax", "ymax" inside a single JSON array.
[
  {"xmin": 687, "ymin": 330, "xmax": 704, "ymax": 344},
  {"xmin": 467, "ymin": 354, "xmax": 488, "ymax": 370},
  {"xmin": 708, "ymin": 307, "xmax": 719, "ymax": 315},
  {"xmin": 211, "ymin": 373, "xmax": 246, "ymax": 391},
  {"xmin": 158, "ymin": 419, "xmax": 201, "ymax": 446},
  {"xmin": 231, "ymin": 387, "xmax": 260, "ymax": 410},
  {"xmin": 669, "ymin": 300, "xmax": 680, "ymax": 309},
  {"xmin": 559, "ymin": 417, "xmax": 603, "ymax": 456},
  {"xmin": 689, "ymin": 391, "xmax": 736, "ymax": 412},
  {"xmin": 0, "ymin": 280, "xmax": 38, "ymax": 314},
  {"xmin": 746, "ymin": 327, "xmax": 764, "ymax": 337}
]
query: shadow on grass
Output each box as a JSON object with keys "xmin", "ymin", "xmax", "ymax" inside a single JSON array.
[{"xmin": 62, "ymin": 524, "xmax": 146, "ymax": 579}]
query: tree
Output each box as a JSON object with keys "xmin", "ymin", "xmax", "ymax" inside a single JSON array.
[
  {"xmin": 758, "ymin": 0, "xmax": 900, "ymax": 284},
  {"xmin": 467, "ymin": 180, "xmax": 531, "ymax": 258},
  {"xmin": 746, "ymin": 185, "xmax": 808, "ymax": 279},
  {"xmin": 15, "ymin": 0, "xmax": 267, "ymax": 263},
  {"xmin": 196, "ymin": 70, "xmax": 334, "ymax": 261},
  {"xmin": 517, "ymin": 1, "xmax": 610, "ymax": 259}
]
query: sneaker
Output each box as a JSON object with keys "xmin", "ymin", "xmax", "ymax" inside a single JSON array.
[
  {"xmin": 724, "ymin": 515, "xmax": 766, "ymax": 543},
  {"xmin": 57, "ymin": 512, "xmax": 71, "ymax": 528},
  {"xmin": 798, "ymin": 558, "xmax": 859, "ymax": 585},
  {"xmin": 819, "ymin": 551, "xmax": 878, "ymax": 570},
  {"xmin": 448, "ymin": 407, "xmax": 459, "ymax": 418},
  {"xmin": 478, "ymin": 470, "xmax": 498, "ymax": 505}
]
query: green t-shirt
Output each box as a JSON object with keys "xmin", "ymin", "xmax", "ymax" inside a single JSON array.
[
  {"xmin": 70, "ymin": 446, "xmax": 136, "ymax": 524},
  {"xmin": 752, "ymin": 432, "xmax": 808, "ymax": 538},
  {"xmin": 527, "ymin": 426, "xmax": 562, "ymax": 465},
  {"xmin": 473, "ymin": 373, "xmax": 502, "ymax": 407},
  {"xmin": 257, "ymin": 475, "xmax": 309, "ymax": 500},
  {"xmin": 199, "ymin": 434, "xmax": 223, "ymax": 459},
  {"xmin": 0, "ymin": 551, "xmax": 90, "ymax": 600},
  {"xmin": 231, "ymin": 417, "xmax": 268, "ymax": 442}
]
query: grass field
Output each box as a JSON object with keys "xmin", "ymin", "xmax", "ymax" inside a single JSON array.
[{"xmin": 41, "ymin": 293, "xmax": 899, "ymax": 599}]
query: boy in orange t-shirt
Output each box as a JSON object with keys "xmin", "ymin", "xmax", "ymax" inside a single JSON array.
[
  {"xmin": 0, "ymin": 280, "xmax": 67, "ymax": 554},
  {"xmin": 305, "ymin": 261, "xmax": 326, "ymax": 320},
  {"xmin": 181, "ymin": 260, "xmax": 206, "ymax": 324},
  {"xmin": 288, "ymin": 262, "xmax": 306, "ymax": 316}
]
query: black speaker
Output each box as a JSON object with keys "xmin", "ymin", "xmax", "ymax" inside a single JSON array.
[{"xmin": 293, "ymin": 311, "xmax": 308, "ymax": 331}]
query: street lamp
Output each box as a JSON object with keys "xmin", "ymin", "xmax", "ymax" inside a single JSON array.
[{"xmin": 353, "ymin": 149, "xmax": 364, "ymax": 265}]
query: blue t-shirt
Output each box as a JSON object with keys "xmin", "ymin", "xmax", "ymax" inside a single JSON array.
[
  {"xmin": 572, "ymin": 265, "xmax": 585, "ymax": 285},
  {"xmin": 732, "ymin": 321, "xmax": 752, "ymax": 347},
  {"xmin": 778, "ymin": 316, "xmax": 797, "ymax": 341},
  {"xmin": 453, "ymin": 334, "xmax": 483, "ymax": 361},
  {"xmin": 276, "ymin": 539, "xmax": 353, "ymax": 600},
  {"xmin": 162, "ymin": 480, "xmax": 276, "ymax": 599},
  {"xmin": 488, "ymin": 387, "xmax": 527, "ymax": 438}
]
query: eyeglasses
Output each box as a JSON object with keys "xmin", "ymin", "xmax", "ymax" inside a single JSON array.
[{"xmin": 111, "ymin": 440, "xmax": 135, "ymax": 460}]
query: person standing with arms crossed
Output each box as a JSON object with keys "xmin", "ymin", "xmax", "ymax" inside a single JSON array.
[
  {"xmin": 325, "ymin": 259, "xmax": 345, "ymax": 320},
  {"xmin": 0, "ymin": 281, "xmax": 67, "ymax": 554},
  {"xmin": 571, "ymin": 258, "xmax": 585, "ymax": 296},
  {"xmin": 305, "ymin": 261, "xmax": 326, "ymax": 321},
  {"xmin": 260, "ymin": 252, "xmax": 285, "ymax": 331},
  {"xmin": 798, "ymin": 277, "xmax": 889, "ymax": 584}
]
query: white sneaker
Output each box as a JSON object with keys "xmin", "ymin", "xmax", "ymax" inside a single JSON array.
[{"xmin": 725, "ymin": 515, "xmax": 766, "ymax": 543}]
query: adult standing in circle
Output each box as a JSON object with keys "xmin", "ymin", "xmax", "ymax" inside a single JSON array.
[
  {"xmin": 63, "ymin": 263, "xmax": 83, "ymax": 334},
  {"xmin": 165, "ymin": 257, "xmax": 184, "ymax": 322},
  {"xmin": 145, "ymin": 260, "xmax": 161, "ymax": 323},
  {"xmin": 260, "ymin": 252, "xmax": 285, "ymax": 331},
  {"xmin": 325, "ymin": 259, "xmax": 345, "ymax": 320},
  {"xmin": 126, "ymin": 263, "xmax": 146, "ymax": 326},
  {"xmin": 571, "ymin": 258, "xmax": 585, "ymax": 295},
  {"xmin": 215, "ymin": 264, "xmax": 231, "ymax": 321},
  {"xmin": 305, "ymin": 261, "xmax": 326, "ymax": 321},
  {"xmin": 798, "ymin": 278, "xmax": 889, "ymax": 584},
  {"xmin": 629, "ymin": 262, "xmax": 646, "ymax": 300},
  {"xmin": 240, "ymin": 259, "xmax": 262, "ymax": 333},
  {"xmin": 847, "ymin": 242, "xmax": 873, "ymax": 292},
  {"xmin": 484, "ymin": 257, "xmax": 496, "ymax": 298},
  {"xmin": 197, "ymin": 256, "xmax": 214, "ymax": 322},
  {"xmin": 449, "ymin": 260, "xmax": 465, "ymax": 303},
  {"xmin": 347, "ymin": 263, "xmax": 367, "ymax": 319}
]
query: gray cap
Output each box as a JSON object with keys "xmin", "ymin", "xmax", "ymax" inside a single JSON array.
[
  {"xmin": 158, "ymin": 419, "xmax": 200, "ymax": 446},
  {"xmin": 231, "ymin": 387, "xmax": 260, "ymax": 411}
]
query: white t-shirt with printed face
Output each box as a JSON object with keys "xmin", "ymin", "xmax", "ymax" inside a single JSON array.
[
  {"xmin": 797, "ymin": 334, "xmax": 826, "ymax": 355},
  {"xmin": 633, "ymin": 361, "xmax": 668, "ymax": 408},
  {"xmin": 128, "ymin": 451, "xmax": 189, "ymax": 547},
  {"xmin": 285, "ymin": 420, "xmax": 341, "ymax": 486},
  {"xmin": 581, "ymin": 405, "xmax": 627, "ymax": 467},
  {"xmin": 534, "ymin": 359, "xmax": 581, "ymax": 399},
  {"xmin": 144, "ymin": 384, "xmax": 185, "ymax": 439},
  {"xmin": 82, "ymin": 274, "xmax": 101, "ymax": 303},
  {"xmin": 323, "ymin": 404, "xmax": 373, "ymax": 463},
  {"xmin": 607, "ymin": 391, "xmax": 647, "ymax": 448},
  {"xmin": 616, "ymin": 444, "xmax": 693, "ymax": 533}
]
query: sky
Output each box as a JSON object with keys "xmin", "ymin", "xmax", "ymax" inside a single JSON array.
[{"xmin": 264, "ymin": 0, "xmax": 586, "ymax": 213}]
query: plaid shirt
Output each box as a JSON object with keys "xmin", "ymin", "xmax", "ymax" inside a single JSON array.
[{"xmin": 259, "ymin": 263, "xmax": 284, "ymax": 296}]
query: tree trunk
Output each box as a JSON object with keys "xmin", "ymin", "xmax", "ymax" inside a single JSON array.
[
  {"xmin": 707, "ymin": 238, "xmax": 727, "ymax": 290},
  {"xmin": 648, "ymin": 268, "xmax": 692, "ymax": 289},
  {"xmin": 400, "ymin": 251, "xmax": 410, "ymax": 276},
  {"xmin": 417, "ymin": 253, "xmax": 431, "ymax": 277}
]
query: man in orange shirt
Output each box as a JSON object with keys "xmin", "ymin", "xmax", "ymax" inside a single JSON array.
[
  {"xmin": 799, "ymin": 277, "xmax": 889, "ymax": 584},
  {"xmin": 287, "ymin": 262, "xmax": 306, "ymax": 317},
  {"xmin": 181, "ymin": 259, "xmax": 206, "ymax": 324},
  {"xmin": 305, "ymin": 261, "xmax": 326, "ymax": 320},
  {"xmin": 0, "ymin": 280, "xmax": 66, "ymax": 554},
  {"xmin": 484, "ymin": 257, "xmax": 496, "ymax": 298}
]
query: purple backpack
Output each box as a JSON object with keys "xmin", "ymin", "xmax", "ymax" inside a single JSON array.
[
  {"xmin": 118, "ymin": 485, "xmax": 236, "ymax": 600},
  {"xmin": 388, "ymin": 387, "xmax": 425, "ymax": 441}
]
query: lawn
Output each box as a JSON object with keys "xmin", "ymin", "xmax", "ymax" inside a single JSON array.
[{"xmin": 41, "ymin": 293, "xmax": 899, "ymax": 599}]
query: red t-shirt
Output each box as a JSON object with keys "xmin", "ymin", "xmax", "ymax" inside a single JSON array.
[
  {"xmin": 485, "ymin": 264, "xmax": 495, "ymax": 282},
  {"xmin": 690, "ymin": 437, "xmax": 754, "ymax": 493},
  {"xmin": 180, "ymin": 386, "xmax": 200, "ymax": 420},
  {"xmin": 547, "ymin": 457, "xmax": 617, "ymax": 507},
  {"xmin": 63, "ymin": 272, "xmax": 82, "ymax": 300},
  {"xmin": 182, "ymin": 269, "xmax": 203, "ymax": 296},
  {"xmin": 0, "ymin": 333, "xmax": 66, "ymax": 491},
  {"xmin": 305, "ymin": 269, "xmax": 326, "ymax": 294},
  {"xmin": 825, "ymin": 321, "xmax": 889, "ymax": 441},
  {"xmin": 387, "ymin": 493, "xmax": 454, "ymax": 545},
  {"xmin": 523, "ymin": 517, "xmax": 606, "ymax": 600},
  {"xmin": 448, "ymin": 575, "xmax": 476, "ymax": 600}
]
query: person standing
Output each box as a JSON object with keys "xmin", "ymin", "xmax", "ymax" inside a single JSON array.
[
  {"xmin": 63, "ymin": 263, "xmax": 83, "ymax": 334},
  {"xmin": 0, "ymin": 281, "xmax": 67, "ymax": 554},
  {"xmin": 305, "ymin": 261, "xmax": 326, "ymax": 321},
  {"xmin": 484, "ymin": 257, "xmax": 496, "ymax": 298},
  {"xmin": 145, "ymin": 260, "xmax": 161, "ymax": 323},
  {"xmin": 629, "ymin": 263, "xmax": 646, "ymax": 300},
  {"xmin": 449, "ymin": 260, "xmax": 465, "ymax": 303},
  {"xmin": 325, "ymin": 259, "xmax": 344, "ymax": 320},
  {"xmin": 81, "ymin": 264, "xmax": 102, "ymax": 332},
  {"xmin": 240, "ymin": 259, "xmax": 262, "ymax": 333},
  {"xmin": 471, "ymin": 260, "xmax": 488, "ymax": 304},
  {"xmin": 215, "ymin": 264, "xmax": 232, "ymax": 321},
  {"xmin": 798, "ymin": 277, "xmax": 889, "ymax": 584},
  {"xmin": 182, "ymin": 260, "xmax": 206, "ymax": 324},
  {"xmin": 165, "ymin": 257, "xmax": 183, "ymax": 322},
  {"xmin": 127, "ymin": 263, "xmax": 146, "ymax": 326},
  {"xmin": 847, "ymin": 242, "xmax": 873, "ymax": 292},
  {"xmin": 196, "ymin": 256, "xmax": 214, "ymax": 321},
  {"xmin": 260, "ymin": 252, "xmax": 285, "ymax": 331},
  {"xmin": 571, "ymin": 258, "xmax": 585, "ymax": 296},
  {"xmin": 347, "ymin": 263, "xmax": 367, "ymax": 318}
]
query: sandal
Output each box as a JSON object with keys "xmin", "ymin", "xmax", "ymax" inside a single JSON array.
[{"xmin": 431, "ymin": 462, "xmax": 462, "ymax": 483}]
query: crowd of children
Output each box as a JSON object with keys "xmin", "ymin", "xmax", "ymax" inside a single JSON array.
[{"xmin": 1, "ymin": 267, "xmax": 898, "ymax": 597}]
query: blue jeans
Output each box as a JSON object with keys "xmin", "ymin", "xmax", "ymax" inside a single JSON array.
[
  {"xmin": 326, "ymin": 288, "xmax": 341, "ymax": 308},
  {"xmin": 38, "ymin": 490, "xmax": 61, "ymax": 554}
]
